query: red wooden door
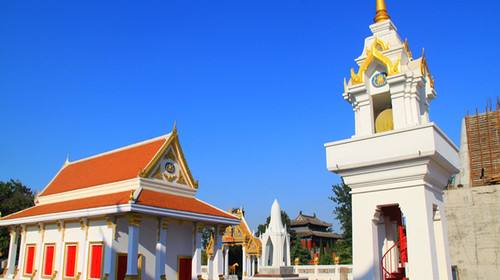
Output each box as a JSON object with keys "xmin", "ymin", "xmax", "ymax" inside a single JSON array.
[
  {"xmin": 116, "ymin": 255, "xmax": 128, "ymax": 280},
  {"xmin": 178, "ymin": 258, "xmax": 192, "ymax": 280}
]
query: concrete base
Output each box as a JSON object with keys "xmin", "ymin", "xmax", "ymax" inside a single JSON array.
[
  {"xmin": 227, "ymin": 275, "xmax": 238, "ymax": 280},
  {"xmin": 125, "ymin": 275, "xmax": 139, "ymax": 280}
]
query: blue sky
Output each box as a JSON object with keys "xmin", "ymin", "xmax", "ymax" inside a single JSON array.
[{"xmin": 1, "ymin": 0, "xmax": 499, "ymax": 231}]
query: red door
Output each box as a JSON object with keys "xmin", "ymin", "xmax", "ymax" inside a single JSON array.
[
  {"xmin": 179, "ymin": 258, "xmax": 192, "ymax": 280},
  {"xmin": 116, "ymin": 255, "xmax": 128, "ymax": 280}
]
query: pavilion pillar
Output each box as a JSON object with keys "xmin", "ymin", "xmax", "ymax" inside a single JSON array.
[
  {"xmin": 192, "ymin": 224, "xmax": 203, "ymax": 280},
  {"xmin": 125, "ymin": 214, "xmax": 141, "ymax": 280},
  {"xmin": 213, "ymin": 226, "xmax": 224, "ymax": 279},
  {"xmin": 208, "ymin": 250, "xmax": 214, "ymax": 280},
  {"xmin": 79, "ymin": 218, "xmax": 89, "ymax": 280},
  {"xmin": 104, "ymin": 217, "xmax": 116, "ymax": 280},
  {"xmin": 224, "ymin": 247, "xmax": 229, "ymax": 277},
  {"xmin": 17, "ymin": 225, "xmax": 27, "ymax": 278},
  {"xmin": 6, "ymin": 227, "xmax": 19, "ymax": 279},
  {"xmin": 242, "ymin": 246, "xmax": 247, "ymax": 279},
  {"xmin": 155, "ymin": 219, "xmax": 169, "ymax": 280}
]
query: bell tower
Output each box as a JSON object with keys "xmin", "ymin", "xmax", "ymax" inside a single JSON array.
[{"xmin": 325, "ymin": 1, "xmax": 459, "ymax": 280}]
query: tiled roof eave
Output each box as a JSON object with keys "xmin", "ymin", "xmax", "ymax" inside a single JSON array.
[{"xmin": 0, "ymin": 203, "xmax": 239, "ymax": 227}]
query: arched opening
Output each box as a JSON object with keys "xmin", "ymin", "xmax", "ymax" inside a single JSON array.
[
  {"xmin": 375, "ymin": 205, "xmax": 408, "ymax": 280},
  {"xmin": 369, "ymin": 70, "xmax": 393, "ymax": 133},
  {"xmin": 265, "ymin": 238, "xmax": 274, "ymax": 266}
]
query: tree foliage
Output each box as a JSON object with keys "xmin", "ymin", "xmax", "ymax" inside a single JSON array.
[
  {"xmin": 0, "ymin": 180, "xmax": 35, "ymax": 258},
  {"xmin": 290, "ymin": 236, "xmax": 311, "ymax": 265},
  {"xmin": 329, "ymin": 181, "xmax": 352, "ymax": 264}
]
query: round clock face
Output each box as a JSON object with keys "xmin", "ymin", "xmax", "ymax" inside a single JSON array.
[
  {"xmin": 372, "ymin": 72, "xmax": 387, "ymax": 87},
  {"xmin": 165, "ymin": 161, "xmax": 176, "ymax": 174}
]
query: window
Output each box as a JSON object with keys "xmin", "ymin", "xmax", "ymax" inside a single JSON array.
[
  {"xmin": 24, "ymin": 244, "xmax": 36, "ymax": 276},
  {"xmin": 88, "ymin": 243, "xmax": 103, "ymax": 279},
  {"xmin": 64, "ymin": 243, "xmax": 78, "ymax": 278},
  {"xmin": 42, "ymin": 244, "xmax": 56, "ymax": 277}
]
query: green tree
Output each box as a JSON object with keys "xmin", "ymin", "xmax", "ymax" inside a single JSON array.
[
  {"xmin": 329, "ymin": 181, "xmax": 352, "ymax": 264},
  {"xmin": 0, "ymin": 180, "xmax": 35, "ymax": 258},
  {"xmin": 290, "ymin": 236, "xmax": 311, "ymax": 264}
]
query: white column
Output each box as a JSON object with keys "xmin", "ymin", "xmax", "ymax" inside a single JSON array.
[
  {"xmin": 36, "ymin": 223, "xmax": 45, "ymax": 278},
  {"xmin": 192, "ymin": 224, "xmax": 203, "ymax": 280},
  {"xmin": 6, "ymin": 227, "xmax": 19, "ymax": 279},
  {"xmin": 104, "ymin": 218, "xmax": 116, "ymax": 280},
  {"xmin": 56, "ymin": 221, "xmax": 65, "ymax": 280},
  {"xmin": 213, "ymin": 227, "xmax": 224, "ymax": 279},
  {"xmin": 401, "ymin": 197, "xmax": 440, "ymax": 280},
  {"xmin": 17, "ymin": 225, "xmax": 27, "ymax": 279},
  {"xmin": 224, "ymin": 247, "xmax": 229, "ymax": 277},
  {"xmin": 79, "ymin": 219, "xmax": 89, "ymax": 280},
  {"xmin": 208, "ymin": 252, "xmax": 214, "ymax": 280},
  {"xmin": 155, "ymin": 219, "xmax": 168, "ymax": 280},
  {"xmin": 242, "ymin": 247, "xmax": 247, "ymax": 279},
  {"xmin": 126, "ymin": 214, "xmax": 141, "ymax": 279}
]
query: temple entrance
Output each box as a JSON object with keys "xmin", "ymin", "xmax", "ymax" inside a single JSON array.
[
  {"xmin": 178, "ymin": 257, "xmax": 192, "ymax": 280},
  {"xmin": 228, "ymin": 246, "xmax": 243, "ymax": 279},
  {"xmin": 115, "ymin": 254, "xmax": 144, "ymax": 280}
]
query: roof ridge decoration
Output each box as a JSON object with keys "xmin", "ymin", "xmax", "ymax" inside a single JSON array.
[{"xmin": 350, "ymin": 37, "xmax": 400, "ymax": 85}]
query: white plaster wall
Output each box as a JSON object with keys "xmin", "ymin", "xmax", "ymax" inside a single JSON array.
[
  {"xmin": 64, "ymin": 221, "xmax": 85, "ymax": 280},
  {"xmin": 351, "ymin": 185, "xmax": 444, "ymax": 280},
  {"xmin": 138, "ymin": 217, "xmax": 158, "ymax": 280},
  {"xmin": 165, "ymin": 222, "xmax": 194, "ymax": 280}
]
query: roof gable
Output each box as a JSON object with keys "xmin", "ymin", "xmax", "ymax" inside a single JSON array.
[
  {"xmin": 141, "ymin": 130, "xmax": 198, "ymax": 189},
  {"xmin": 39, "ymin": 134, "xmax": 170, "ymax": 197}
]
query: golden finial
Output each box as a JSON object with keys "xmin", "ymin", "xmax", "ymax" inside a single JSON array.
[{"xmin": 374, "ymin": 0, "xmax": 391, "ymax": 23}]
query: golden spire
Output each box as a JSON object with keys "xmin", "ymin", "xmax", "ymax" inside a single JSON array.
[{"xmin": 374, "ymin": 0, "xmax": 391, "ymax": 23}]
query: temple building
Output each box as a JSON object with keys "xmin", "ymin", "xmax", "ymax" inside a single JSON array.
[
  {"xmin": 325, "ymin": 0, "xmax": 459, "ymax": 279},
  {"xmin": 290, "ymin": 212, "xmax": 341, "ymax": 258},
  {"xmin": 0, "ymin": 127, "xmax": 239, "ymax": 280}
]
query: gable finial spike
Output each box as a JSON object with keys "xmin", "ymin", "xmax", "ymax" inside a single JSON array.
[
  {"xmin": 374, "ymin": 0, "xmax": 391, "ymax": 23},
  {"xmin": 172, "ymin": 120, "xmax": 177, "ymax": 135},
  {"xmin": 65, "ymin": 154, "xmax": 70, "ymax": 165}
]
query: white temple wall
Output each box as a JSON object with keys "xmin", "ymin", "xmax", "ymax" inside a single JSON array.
[
  {"xmin": 165, "ymin": 222, "xmax": 194, "ymax": 280},
  {"xmin": 138, "ymin": 216, "xmax": 158, "ymax": 280},
  {"xmin": 64, "ymin": 221, "xmax": 86, "ymax": 280}
]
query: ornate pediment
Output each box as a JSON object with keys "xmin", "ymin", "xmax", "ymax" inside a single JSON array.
[
  {"xmin": 350, "ymin": 37, "xmax": 400, "ymax": 85},
  {"xmin": 141, "ymin": 129, "xmax": 198, "ymax": 189}
]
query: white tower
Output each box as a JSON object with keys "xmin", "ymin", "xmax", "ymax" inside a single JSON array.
[
  {"xmin": 259, "ymin": 200, "xmax": 291, "ymax": 268},
  {"xmin": 325, "ymin": 1, "xmax": 459, "ymax": 280}
]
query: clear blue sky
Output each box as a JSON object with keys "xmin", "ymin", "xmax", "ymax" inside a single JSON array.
[{"xmin": 1, "ymin": 1, "xmax": 499, "ymax": 231}]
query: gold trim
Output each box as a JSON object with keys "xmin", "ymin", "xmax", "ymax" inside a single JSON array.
[
  {"xmin": 403, "ymin": 38, "xmax": 413, "ymax": 60},
  {"xmin": 350, "ymin": 38, "xmax": 400, "ymax": 85},
  {"xmin": 62, "ymin": 242, "xmax": 79, "ymax": 280},
  {"xmin": 374, "ymin": 0, "xmax": 391, "ymax": 23},
  {"xmin": 420, "ymin": 50, "xmax": 435, "ymax": 88},
  {"xmin": 127, "ymin": 213, "xmax": 142, "ymax": 227},
  {"xmin": 86, "ymin": 242, "xmax": 105, "ymax": 280},
  {"xmin": 41, "ymin": 243, "xmax": 57, "ymax": 278}
]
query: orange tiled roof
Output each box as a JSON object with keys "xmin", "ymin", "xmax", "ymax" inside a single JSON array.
[
  {"xmin": 136, "ymin": 190, "xmax": 235, "ymax": 219},
  {"xmin": 1, "ymin": 190, "xmax": 235, "ymax": 221},
  {"xmin": 39, "ymin": 136, "xmax": 168, "ymax": 196},
  {"xmin": 0, "ymin": 191, "xmax": 132, "ymax": 220}
]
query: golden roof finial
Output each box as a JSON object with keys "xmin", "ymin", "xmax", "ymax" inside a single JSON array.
[{"xmin": 374, "ymin": 0, "xmax": 391, "ymax": 23}]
